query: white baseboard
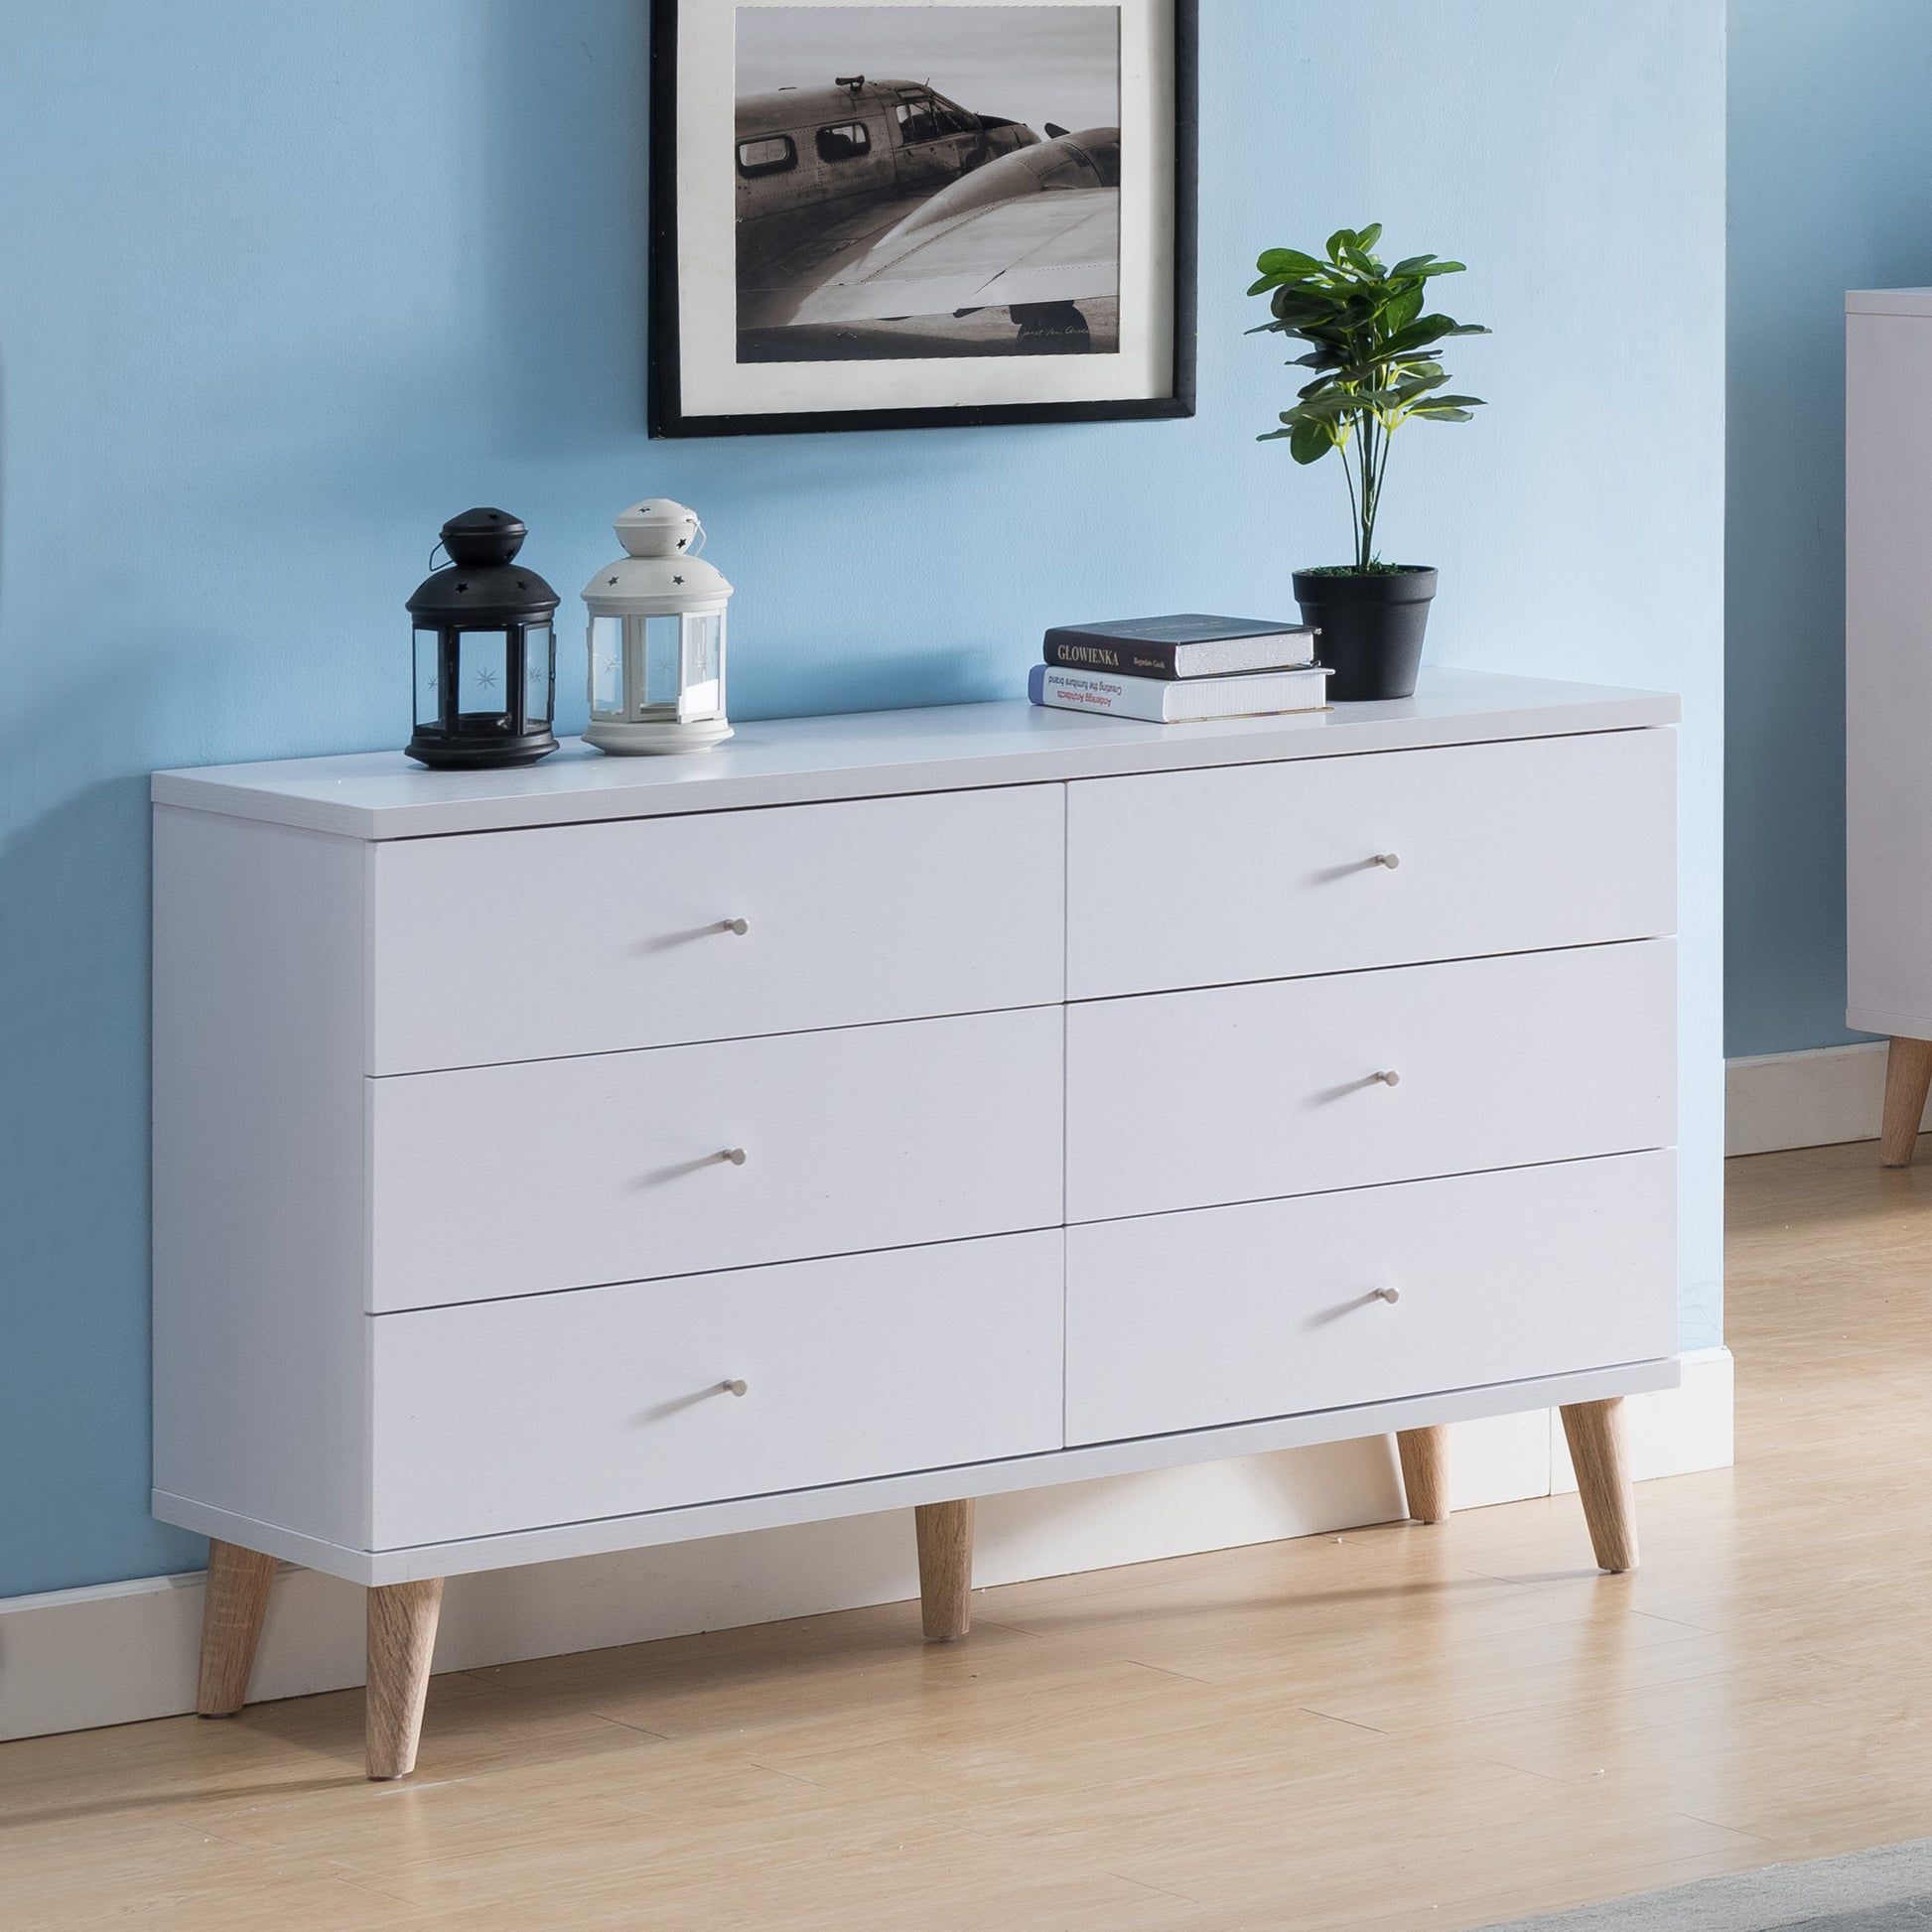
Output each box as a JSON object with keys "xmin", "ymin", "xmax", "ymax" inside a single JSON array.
[
  {"xmin": 0, "ymin": 1349, "xmax": 1732, "ymax": 1744},
  {"xmin": 1725, "ymin": 1039, "xmax": 1922, "ymax": 1155}
]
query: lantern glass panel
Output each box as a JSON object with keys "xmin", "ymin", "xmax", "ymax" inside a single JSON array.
[
  {"xmin": 413, "ymin": 628, "xmax": 444, "ymax": 729},
  {"xmin": 679, "ymin": 613, "xmax": 724, "ymax": 721},
  {"xmin": 523, "ymin": 623, "xmax": 553, "ymax": 727},
  {"xmin": 456, "ymin": 630, "xmax": 509, "ymax": 723},
  {"xmin": 644, "ymin": 617, "xmax": 682, "ymax": 710},
  {"xmin": 590, "ymin": 617, "xmax": 625, "ymax": 719}
]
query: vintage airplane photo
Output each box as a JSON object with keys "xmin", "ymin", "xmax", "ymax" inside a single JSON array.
[{"xmin": 734, "ymin": 6, "xmax": 1122, "ymax": 362}]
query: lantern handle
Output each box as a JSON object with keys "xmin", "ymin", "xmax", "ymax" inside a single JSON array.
[
  {"xmin": 428, "ymin": 538, "xmax": 451, "ymax": 570},
  {"xmin": 688, "ymin": 518, "xmax": 707, "ymax": 559}
]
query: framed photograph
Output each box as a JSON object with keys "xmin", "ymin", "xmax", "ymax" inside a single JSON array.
[{"xmin": 648, "ymin": 0, "xmax": 1196, "ymax": 437}]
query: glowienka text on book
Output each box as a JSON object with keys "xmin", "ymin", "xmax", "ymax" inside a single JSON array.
[{"xmin": 1042, "ymin": 614, "xmax": 1316, "ymax": 681}]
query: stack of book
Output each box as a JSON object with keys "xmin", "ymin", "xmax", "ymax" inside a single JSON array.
[{"xmin": 1026, "ymin": 614, "xmax": 1330, "ymax": 723}]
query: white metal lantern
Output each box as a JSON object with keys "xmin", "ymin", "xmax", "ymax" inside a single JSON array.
[{"xmin": 582, "ymin": 499, "xmax": 734, "ymax": 755}]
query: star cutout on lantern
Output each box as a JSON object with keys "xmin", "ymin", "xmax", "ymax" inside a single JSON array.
[
  {"xmin": 476, "ymin": 667, "xmax": 498, "ymax": 689},
  {"xmin": 673, "ymin": 575, "xmax": 684, "ymax": 585}
]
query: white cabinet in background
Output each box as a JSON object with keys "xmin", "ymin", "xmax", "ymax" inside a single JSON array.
[{"xmin": 1848, "ymin": 289, "xmax": 1932, "ymax": 1163}]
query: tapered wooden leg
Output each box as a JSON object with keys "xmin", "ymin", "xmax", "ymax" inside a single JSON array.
[
  {"xmin": 1396, "ymin": 1426, "xmax": 1450, "ymax": 1524},
  {"xmin": 196, "ymin": 1540, "xmax": 279, "ymax": 1717},
  {"xmin": 913, "ymin": 1499, "xmax": 975, "ymax": 1641},
  {"xmin": 365, "ymin": 1578, "xmax": 443, "ymax": 1779},
  {"xmin": 1561, "ymin": 1398, "xmax": 1637, "ymax": 1573},
  {"xmin": 1881, "ymin": 1036, "xmax": 1932, "ymax": 1167}
]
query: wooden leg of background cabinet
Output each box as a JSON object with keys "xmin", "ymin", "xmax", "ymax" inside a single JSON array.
[
  {"xmin": 1881, "ymin": 1036, "xmax": 1932, "ymax": 1167},
  {"xmin": 1396, "ymin": 1426, "xmax": 1450, "ymax": 1524},
  {"xmin": 913, "ymin": 1499, "xmax": 975, "ymax": 1641},
  {"xmin": 196, "ymin": 1540, "xmax": 279, "ymax": 1717},
  {"xmin": 365, "ymin": 1578, "xmax": 444, "ymax": 1780},
  {"xmin": 1561, "ymin": 1398, "xmax": 1637, "ymax": 1573}
]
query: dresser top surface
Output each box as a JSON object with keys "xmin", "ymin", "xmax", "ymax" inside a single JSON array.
[{"xmin": 152, "ymin": 666, "xmax": 1679, "ymax": 840}]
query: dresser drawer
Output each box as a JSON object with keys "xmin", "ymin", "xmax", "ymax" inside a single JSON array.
[
  {"xmin": 1066, "ymin": 730, "xmax": 1674, "ymax": 999},
  {"xmin": 1066, "ymin": 1153, "xmax": 1674, "ymax": 1445},
  {"xmin": 1066, "ymin": 940, "xmax": 1674, "ymax": 1222},
  {"xmin": 368, "ymin": 784, "xmax": 1064, "ymax": 1073},
  {"xmin": 369, "ymin": 1006, "xmax": 1063, "ymax": 1311},
  {"xmin": 367, "ymin": 1231, "xmax": 1064, "ymax": 1547}
]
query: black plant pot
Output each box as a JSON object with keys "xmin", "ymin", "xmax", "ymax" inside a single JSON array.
[{"xmin": 1293, "ymin": 566, "xmax": 1439, "ymax": 701}]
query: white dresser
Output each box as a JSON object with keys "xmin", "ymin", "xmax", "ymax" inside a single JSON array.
[
  {"xmin": 1847, "ymin": 290, "xmax": 1932, "ymax": 1162},
  {"xmin": 152, "ymin": 668, "xmax": 1681, "ymax": 1777}
]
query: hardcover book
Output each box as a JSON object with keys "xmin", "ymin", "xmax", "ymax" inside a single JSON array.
[
  {"xmin": 1042, "ymin": 613, "xmax": 1316, "ymax": 680},
  {"xmin": 1028, "ymin": 661, "xmax": 1332, "ymax": 724}
]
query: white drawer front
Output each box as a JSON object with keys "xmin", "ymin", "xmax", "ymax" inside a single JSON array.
[
  {"xmin": 1066, "ymin": 730, "xmax": 1675, "ymax": 999},
  {"xmin": 369, "ymin": 1006, "xmax": 1063, "ymax": 1311},
  {"xmin": 1065, "ymin": 1154, "xmax": 1675, "ymax": 1445},
  {"xmin": 369, "ymin": 784, "xmax": 1064, "ymax": 1073},
  {"xmin": 1066, "ymin": 941, "xmax": 1674, "ymax": 1222},
  {"xmin": 368, "ymin": 1232, "xmax": 1064, "ymax": 1547}
]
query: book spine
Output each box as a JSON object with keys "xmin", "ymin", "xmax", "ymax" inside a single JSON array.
[
  {"xmin": 1042, "ymin": 633, "xmax": 1184, "ymax": 679},
  {"xmin": 1028, "ymin": 664, "xmax": 1171, "ymax": 721}
]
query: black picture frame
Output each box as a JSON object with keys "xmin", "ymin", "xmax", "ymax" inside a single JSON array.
[{"xmin": 648, "ymin": 0, "xmax": 1198, "ymax": 439}]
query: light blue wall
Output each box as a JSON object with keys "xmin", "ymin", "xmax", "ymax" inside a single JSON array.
[
  {"xmin": 0, "ymin": 1, "xmax": 1725, "ymax": 1598},
  {"xmin": 1726, "ymin": 0, "xmax": 1932, "ymax": 1056}
]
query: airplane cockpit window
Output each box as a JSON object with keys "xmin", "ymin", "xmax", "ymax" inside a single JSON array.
[
  {"xmin": 1030, "ymin": 140, "xmax": 1114, "ymax": 191},
  {"xmin": 895, "ymin": 96, "xmax": 943, "ymax": 144},
  {"xmin": 815, "ymin": 121, "xmax": 872, "ymax": 162},
  {"xmin": 933, "ymin": 98, "xmax": 980, "ymax": 136},
  {"xmin": 737, "ymin": 134, "xmax": 797, "ymax": 178}
]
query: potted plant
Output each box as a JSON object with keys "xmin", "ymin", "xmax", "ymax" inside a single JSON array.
[{"xmin": 1249, "ymin": 224, "xmax": 1488, "ymax": 700}]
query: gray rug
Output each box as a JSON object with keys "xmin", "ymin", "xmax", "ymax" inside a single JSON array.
[{"xmin": 1486, "ymin": 1840, "xmax": 1932, "ymax": 1929}]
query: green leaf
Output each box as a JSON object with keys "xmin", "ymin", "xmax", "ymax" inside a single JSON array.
[
  {"xmin": 1255, "ymin": 247, "xmax": 1324, "ymax": 276},
  {"xmin": 1289, "ymin": 418, "xmax": 1333, "ymax": 464},
  {"xmin": 1269, "ymin": 299, "xmax": 1337, "ymax": 327},
  {"xmin": 1381, "ymin": 315, "xmax": 1458, "ymax": 351},
  {"xmin": 1385, "ymin": 371, "xmax": 1449, "ymax": 403}
]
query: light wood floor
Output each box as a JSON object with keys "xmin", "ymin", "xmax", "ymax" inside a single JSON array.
[{"xmin": 10, "ymin": 1139, "xmax": 1932, "ymax": 1930}]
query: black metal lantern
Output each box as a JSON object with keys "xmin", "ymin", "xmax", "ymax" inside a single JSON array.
[{"xmin": 405, "ymin": 508, "xmax": 560, "ymax": 768}]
